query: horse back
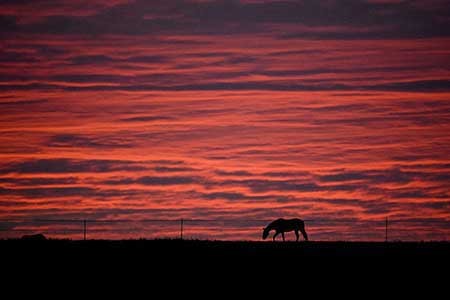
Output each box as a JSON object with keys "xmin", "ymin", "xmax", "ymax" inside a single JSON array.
[{"xmin": 271, "ymin": 218, "xmax": 304, "ymax": 232}]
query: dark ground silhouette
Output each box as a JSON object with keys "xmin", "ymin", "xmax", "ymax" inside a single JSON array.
[
  {"xmin": 3, "ymin": 239, "xmax": 448, "ymax": 260},
  {"xmin": 3, "ymin": 239, "xmax": 448, "ymax": 283}
]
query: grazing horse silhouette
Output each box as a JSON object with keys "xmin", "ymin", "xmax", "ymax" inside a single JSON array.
[{"xmin": 262, "ymin": 218, "xmax": 308, "ymax": 242}]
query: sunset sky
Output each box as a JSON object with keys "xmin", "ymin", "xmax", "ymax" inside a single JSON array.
[{"xmin": 1, "ymin": 0, "xmax": 449, "ymax": 240}]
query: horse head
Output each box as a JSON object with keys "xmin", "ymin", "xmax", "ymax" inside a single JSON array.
[{"xmin": 262, "ymin": 227, "xmax": 270, "ymax": 240}]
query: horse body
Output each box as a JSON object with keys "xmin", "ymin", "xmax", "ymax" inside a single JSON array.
[{"xmin": 262, "ymin": 218, "xmax": 308, "ymax": 242}]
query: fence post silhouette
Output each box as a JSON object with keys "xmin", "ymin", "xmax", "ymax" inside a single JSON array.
[
  {"xmin": 385, "ymin": 217, "xmax": 388, "ymax": 242},
  {"xmin": 180, "ymin": 218, "xmax": 184, "ymax": 240},
  {"xmin": 83, "ymin": 219, "xmax": 87, "ymax": 241}
]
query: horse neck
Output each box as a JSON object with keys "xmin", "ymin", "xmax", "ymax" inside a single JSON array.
[{"xmin": 266, "ymin": 222, "xmax": 277, "ymax": 231}]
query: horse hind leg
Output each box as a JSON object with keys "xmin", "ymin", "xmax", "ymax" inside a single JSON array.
[
  {"xmin": 300, "ymin": 225, "xmax": 309, "ymax": 241},
  {"xmin": 295, "ymin": 230, "xmax": 299, "ymax": 242}
]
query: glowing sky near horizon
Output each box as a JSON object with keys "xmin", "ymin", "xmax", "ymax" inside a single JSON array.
[{"xmin": 0, "ymin": 0, "xmax": 449, "ymax": 240}]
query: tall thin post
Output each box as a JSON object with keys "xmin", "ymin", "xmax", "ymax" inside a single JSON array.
[
  {"xmin": 83, "ymin": 219, "xmax": 87, "ymax": 241},
  {"xmin": 385, "ymin": 217, "xmax": 388, "ymax": 242},
  {"xmin": 180, "ymin": 218, "xmax": 184, "ymax": 240}
]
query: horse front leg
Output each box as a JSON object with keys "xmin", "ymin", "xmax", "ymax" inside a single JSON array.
[
  {"xmin": 281, "ymin": 232, "xmax": 285, "ymax": 242},
  {"xmin": 295, "ymin": 230, "xmax": 299, "ymax": 242},
  {"xmin": 273, "ymin": 231, "xmax": 280, "ymax": 241}
]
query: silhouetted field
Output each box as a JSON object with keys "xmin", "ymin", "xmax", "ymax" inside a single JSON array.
[
  {"xmin": 3, "ymin": 239, "xmax": 448, "ymax": 283},
  {"xmin": 3, "ymin": 239, "xmax": 448, "ymax": 261}
]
